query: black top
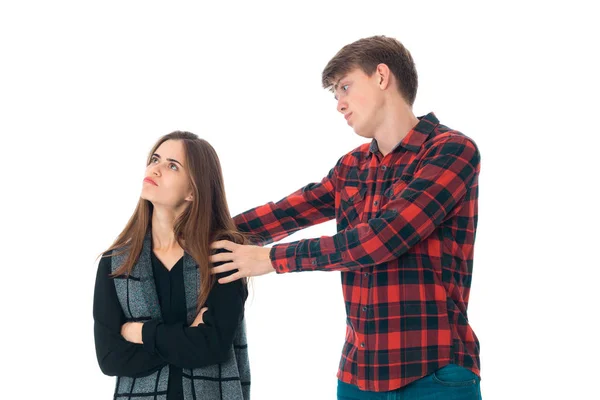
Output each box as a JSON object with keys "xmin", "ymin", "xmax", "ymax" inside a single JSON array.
[{"xmin": 93, "ymin": 250, "xmax": 247, "ymax": 399}]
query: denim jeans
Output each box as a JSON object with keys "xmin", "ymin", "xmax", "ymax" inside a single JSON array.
[{"xmin": 337, "ymin": 364, "xmax": 481, "ymax": 400}]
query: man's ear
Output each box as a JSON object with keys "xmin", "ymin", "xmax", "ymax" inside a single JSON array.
[{"xmin": 376, "ymin": 63, "xmax": 392, "ymax": 90}]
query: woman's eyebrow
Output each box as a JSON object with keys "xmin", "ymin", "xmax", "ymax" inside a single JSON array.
[
  {"xmin": 167, "ymin": 158, "xmax": 183, "ymax": 166},
  {"xmin": 153, "ymin": 153, "xmax": 183, "ymax": 166}
]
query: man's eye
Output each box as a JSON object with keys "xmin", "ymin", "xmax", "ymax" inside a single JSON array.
[{"xmin": 342, "ymin": 84, "xmax": 349, "ymax": 91}]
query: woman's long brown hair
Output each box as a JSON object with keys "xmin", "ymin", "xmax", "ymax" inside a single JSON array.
[{"xmin": 103, "ymin": 131, "xmax": 246, "ymax": 310}]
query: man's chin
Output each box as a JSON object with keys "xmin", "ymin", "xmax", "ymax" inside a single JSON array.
[{"xmin": 353, "ymin": 128, "xmax": 372, "ymax": 139}]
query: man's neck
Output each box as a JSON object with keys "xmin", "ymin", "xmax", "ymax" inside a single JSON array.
[{"xmin": 373, "ymin": 101, "xmax": 419, "ymax": 157}]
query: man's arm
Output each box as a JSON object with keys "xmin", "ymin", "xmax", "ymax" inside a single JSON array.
[
  {"xmin": 233, "ymin": 160, "xmax": 340, "ymax": 245},
  {"xmin": 271, "ymin": 136, "xmax": 480, "ymax": 272},
  {"xmin": 212, "ymin": 136, "xmax": 479, "ymax": 279}
]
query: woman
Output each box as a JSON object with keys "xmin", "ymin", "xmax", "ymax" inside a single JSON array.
[{"xmin": 93, "ymin": 131, "xmax": 250, "ymax": 400}]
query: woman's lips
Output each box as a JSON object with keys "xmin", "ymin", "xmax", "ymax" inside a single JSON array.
[{"xmin": 143, "ymin": 177, "xmax": 158, "ymax": 186}]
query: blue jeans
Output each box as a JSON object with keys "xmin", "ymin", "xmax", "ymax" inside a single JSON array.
[{"xmin": 337, "ymin": 364, "xmax": 482, "ymax": 400}]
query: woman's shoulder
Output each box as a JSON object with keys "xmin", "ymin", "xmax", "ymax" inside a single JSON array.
[
  {"xmin": 214, "ymin": 230, "xmax": 246, "ymax": 245},
  {"xmin": 96, "ymin": 250, "xmax": 114, "ymax": 273},
  {"xmin": 97, "ymin": 248, "xmax": 128, "ymax": 272},
  {"xmin": 99, "ymin": 245, "xmax": 132, "ymax": 267}
]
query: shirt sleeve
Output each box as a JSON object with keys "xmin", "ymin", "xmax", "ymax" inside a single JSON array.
[
  {"xmin": 269, "ymin": 136, "xmax": 481, "ymax": 272},
  {"xmin": 93, "ymin": 253, "xmax": 167, "ymax": 377},
  {"xmin": 233, "ymin": 159, "xmax": 340, "ymax": 246},
  {"xmin": 141, "ymin": 268, "xmax": 247, "ymax": 369}
]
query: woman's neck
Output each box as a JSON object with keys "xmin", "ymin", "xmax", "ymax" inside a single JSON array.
[{"xmin": 151, "ymin": 206, "xmax": 182, "ymax": 253}]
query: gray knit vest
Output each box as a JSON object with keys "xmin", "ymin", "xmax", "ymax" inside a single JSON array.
[{"xmin": 111, "ymin": 234, "xmax": 250, "ymax": 400}]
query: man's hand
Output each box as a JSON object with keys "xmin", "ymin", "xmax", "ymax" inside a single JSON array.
[
  {"xmin": 121, "ymin": 322, "xmax": 143, "ymax": 344},
  {"xmin": 190, "ymin": 307, "xmax": 208, "ymax": 327},
  {"xmin": 210, "ymin": 240, "xmax": 275, "ymax": 283}
]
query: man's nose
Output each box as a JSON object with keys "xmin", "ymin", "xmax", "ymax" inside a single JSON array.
[{"xmin": 337, "ymin": 98, "xmax": 347, "ymax": 114}]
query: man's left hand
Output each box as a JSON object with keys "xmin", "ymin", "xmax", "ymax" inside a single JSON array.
[{"xmin": 210, "ymin": 240, "xmax": 275, "ymax": 283}]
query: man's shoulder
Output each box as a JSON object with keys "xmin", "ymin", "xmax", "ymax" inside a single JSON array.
[
  {"xmin": 418, "ymin": 125, "xmax": 481, "ymax": 170},
  {"xmin": 427, "ymin": 124, "xmax": 479, "ymax": 151}
]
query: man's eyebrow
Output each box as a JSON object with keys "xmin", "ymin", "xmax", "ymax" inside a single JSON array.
[
  {"xmin": 332, "ymin": 75, "xmax": 349, "ymax": 99},
  {"xmin": 333, "ymin": 75, "xmax": 347, "ymax": 91}
]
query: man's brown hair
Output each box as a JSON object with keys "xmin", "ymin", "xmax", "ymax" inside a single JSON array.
[{"xmin": 322, "ymin": 35, "xmax": 418, "ymax": 106}]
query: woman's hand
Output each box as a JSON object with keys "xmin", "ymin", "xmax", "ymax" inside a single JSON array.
[
  {"xmin": 190, "ymin": 307, "xmax": 208, "ymax": 327},
  {"xmin": 121, "ymin": 322, "xmax": 144, "ymax": 344}
]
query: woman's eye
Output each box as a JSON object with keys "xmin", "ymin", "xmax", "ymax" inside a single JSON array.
[
  {"xmin": 342, "ymin": 84, "xmax": 349, "ymax": 91},
  {"xmin": 169, "ymin": 163, "xmax": 178, "ymax": 171},
  {"xmin": 150, "ymin": 157, "xmax": 158, "ymax": 164}
]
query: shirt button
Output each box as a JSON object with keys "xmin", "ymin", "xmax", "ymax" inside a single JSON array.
[
  {"xmin": 381, "ymin": 165, "xmax": 387, "ymax": 171},
  {"xmin": 364, "ymin": 272, "xmax": 369, "ymax": 277},
  {"xmin": 374, "ymin": 200, "xmax": 379, "ymax": 206},
  {"xmin": 360, "ymin": 342, "xmax": 365, "ymax": 348},
  {"xmin": 311, "ymin": 260, "xmax": 316, "ymax": 265},
  {"xmin": 362, "ymin": 306, "xmax": 367, "ymax": 312}
]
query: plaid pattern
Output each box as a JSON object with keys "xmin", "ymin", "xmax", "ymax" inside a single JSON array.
[
  {"xmin": 110, "ymin": 235, "xmax": 250, "ymax": 400},
  {"xmin": 234, "ymin": 112, "xmax": 481, "ymax": 391}
]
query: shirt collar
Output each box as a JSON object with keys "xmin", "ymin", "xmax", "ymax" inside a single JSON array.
[{"xmin": 369, "ymin": 112, "xmax": 439, "ymax": 155}]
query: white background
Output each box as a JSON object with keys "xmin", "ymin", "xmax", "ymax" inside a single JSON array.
[{"xmin": 1, "ymin": 1, "xmax": 598, "ymax": 399}]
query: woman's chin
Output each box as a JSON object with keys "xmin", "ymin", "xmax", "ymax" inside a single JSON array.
[{"xmin": 140, "ymin": 187, "xmax": 156, "ymax": 201}]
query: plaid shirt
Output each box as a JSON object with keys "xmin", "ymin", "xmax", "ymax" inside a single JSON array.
[{"xmin": 233, "ymin": 112, "xmax": 481, "ymax": 391}]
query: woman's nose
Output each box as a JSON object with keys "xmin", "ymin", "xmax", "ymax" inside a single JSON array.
[{"xmin": 149, "ymin": 163, "xmax": 161, "ymax": 176}]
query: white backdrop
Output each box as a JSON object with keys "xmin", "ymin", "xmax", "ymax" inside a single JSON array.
[{"xmin": 1, "ymin": 1, "xmax": 598, "ymax": 399}]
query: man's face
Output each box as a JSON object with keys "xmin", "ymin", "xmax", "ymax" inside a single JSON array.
[{"xmin": 333, "ymin": 67, "xmax": 384, "ymax": 139}]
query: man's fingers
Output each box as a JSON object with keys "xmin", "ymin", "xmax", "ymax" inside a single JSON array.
[
  {"xmin": 210, "ymin": 252, "xmax": 234, "ymax": 264},
  {"xmin": 218, "ymin": 271, "xmax": 244, "ymax": 284},
  {"xmin": 211, "ymin": 261, "xmax": 237, "ymax": 275},
  {"xmin": 211, "ymin": 240, "xmax": 238, "ymax": 251}
]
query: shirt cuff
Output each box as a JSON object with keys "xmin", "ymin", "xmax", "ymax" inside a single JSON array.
[
  {"xmin": 142, "ymin": 319, "xmax": 160, "ymax": 354},
  {"xmin": 271, "ymin": 242, "xmax": 349, "ymax": 272},
  {"xmin": 270, "ymin": 245, "xmax": 288, "ymax": 273}
]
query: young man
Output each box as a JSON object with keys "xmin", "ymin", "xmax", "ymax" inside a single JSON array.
[{"xmin": 211, "ymin": 36, "xmax": 482, "ymax": 399}]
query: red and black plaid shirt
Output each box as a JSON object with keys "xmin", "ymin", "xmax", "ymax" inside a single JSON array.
[{"xmin": 233, "ymin": 112, "xmax": 481, "ymax": 391}]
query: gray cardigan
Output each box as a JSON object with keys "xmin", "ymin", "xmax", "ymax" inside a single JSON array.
[{"xmin": 110, "ymin": 234, "xmax": 250, "ymax": 400}]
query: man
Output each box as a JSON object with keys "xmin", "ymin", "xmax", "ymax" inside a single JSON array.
[{"xmin": 211, "ymin": 35, "xmax": 482, "ymax": 399}]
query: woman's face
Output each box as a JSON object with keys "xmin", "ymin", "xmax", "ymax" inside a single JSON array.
[{"xmin": 140, "ymin": 139, "xmax": 193, "ymax": 209}]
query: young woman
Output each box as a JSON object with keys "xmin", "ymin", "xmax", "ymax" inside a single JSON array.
[{"xmin": 93, "ymin": 131, "xmax": 250, "ymax": 400}]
